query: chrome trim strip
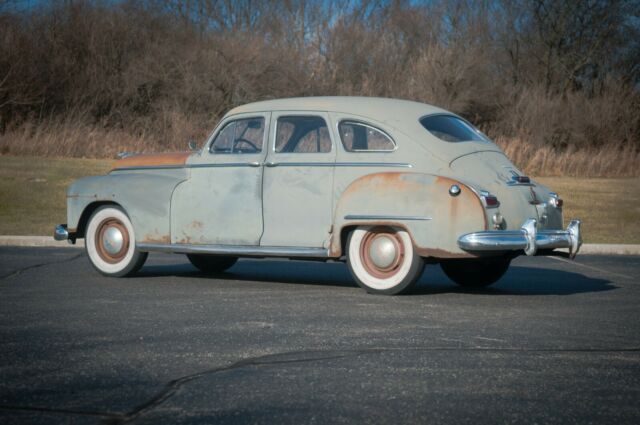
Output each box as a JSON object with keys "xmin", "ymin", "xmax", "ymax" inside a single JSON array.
[
  {"xmin": 188, "ymin": 163, "xmax": 262, "ymax": 169},
  {"xmin": 114, "ymin": 163, "xmax": 264, "ymax": 172},
  {"xmin": 267, "ymin": 162, "xmax": 412, "ymax": 168},
  {"xmin": 114, "ymin": 162, "xmax": 413, "ymax": 171},
  {"xmin": 113, "ymin": 165, "xmax": 186, "ymax": 171},
  {"xmin": 339, "ymin": 162, "xmax": 412, "ymax": 168},
  {"xmin": 506, "ymin": 181, "xmax": 535, "ymax": 187},
  {"xmin": 137, "ymin": 243, "xmax": 330, "ymax": 258},
  {"xmin": 344, "ymin": 215, "xmax": 432, "ymax": 221},
  {"xmin": 458, "ymin": 219, "xmax": 582, "ymax": 258}
]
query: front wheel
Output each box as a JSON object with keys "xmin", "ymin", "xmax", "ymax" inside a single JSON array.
[
  {"xmin": 347, "ymin": 226, "xmax": 425, "ymax": 295},
  {"xmin": 187, "ymin": 254, "xmax": 238, "ymax": 273},
  {"xmin": 85, "ymin": 205, "xmax": 148, "ymax": 277},
  {"xmin": 440, "ymin": 257, "xmax": 511, "ymax": 288}
]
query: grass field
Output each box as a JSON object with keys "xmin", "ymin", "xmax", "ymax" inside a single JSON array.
[{"xmin": 1, "ymin": 156, "xmax": 638, "ymax": 243}]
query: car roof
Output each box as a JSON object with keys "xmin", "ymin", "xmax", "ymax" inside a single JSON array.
[{"xmin": 226, "ymin": 96, "xmax": 449, "ymax": 127}]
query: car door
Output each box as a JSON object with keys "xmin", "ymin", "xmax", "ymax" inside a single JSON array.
[
  {"xmin": 260, "ymin": 112, "xmax": 337, "ymax": 248},
  {"xmin": 171, "ymin": 112, "xmax": 270, "ymax": 245}
]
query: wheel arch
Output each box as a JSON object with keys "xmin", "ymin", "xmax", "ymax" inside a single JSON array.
[{"xmin": 75, "ymin": 201, "xmax": 123, "ymax": 239}]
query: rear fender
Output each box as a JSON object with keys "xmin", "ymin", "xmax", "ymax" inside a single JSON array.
[{"xmin": 330, "ymin": 172, "xmax": 487, "ymax": 258}]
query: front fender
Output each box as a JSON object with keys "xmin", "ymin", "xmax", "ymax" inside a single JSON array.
[
  {"xmin": 67, "ymin": 170, "xmax": 188, "ymax": 243},
  {"xmin": 330, "ymin": 172, "xmax": 488, "ymax": 258}
]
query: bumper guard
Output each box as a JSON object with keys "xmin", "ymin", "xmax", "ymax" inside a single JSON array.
[
  {"xmin": 54, "ymin": 224, "xmax": 76, "ymax": 244},
  {"xmin": 458, "ymin": 219, "xmax": 582, "ymax": 258}
]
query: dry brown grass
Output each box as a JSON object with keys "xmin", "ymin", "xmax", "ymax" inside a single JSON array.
[
  {"xmin": 0, "ymin": 113, "xmax": 209, "ymax": 158},
  {"xmin": 537, "ymin": 177, "xmax": 640, "ymax": 244},
  {"xmin": 498, "ymin": 138, "xmax": 640, "ymax": 177}
]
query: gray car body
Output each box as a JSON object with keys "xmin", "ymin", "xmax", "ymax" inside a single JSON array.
[{"xmin": 65, "ymin": 97, "xmax": 563, "ymax": 259}]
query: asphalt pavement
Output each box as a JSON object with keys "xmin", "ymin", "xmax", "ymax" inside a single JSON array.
[{"xmin": 0, "ymin": 247, "xmax": 639, "ymax": 424}]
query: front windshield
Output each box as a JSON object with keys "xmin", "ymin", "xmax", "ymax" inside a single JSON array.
[{"xmin": 420, "ymin": 115, "xmax": 490, "ymax": 143}]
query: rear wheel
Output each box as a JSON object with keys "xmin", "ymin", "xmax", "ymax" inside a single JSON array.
[
  {"xmin": 85, "ymin": 205, "xmax": 148, "ymax": 277},
  {"xmin": 187, "ymin": 254, "xmax": 237, "ymax": 273},
  {"xmin": 347, "ymin": 226, "xmax": 425, "ymax": 295},
  {"xmin": 440, "ymin": 257, "xmax": 511, "ymax": 288}
]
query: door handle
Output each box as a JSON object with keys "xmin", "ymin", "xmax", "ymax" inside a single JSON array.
[
  {"xmin": 247, "ymin": 161, "xmax": 261, "ymax": 167},
  {"xmin": 264, "ymin": 162, "xmax": 278, "ymax": 167}
]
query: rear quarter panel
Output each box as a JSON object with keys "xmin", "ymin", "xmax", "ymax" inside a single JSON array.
[{"xmin": 331, "ymin": 172, "xmax": 487, "ymax": 258}]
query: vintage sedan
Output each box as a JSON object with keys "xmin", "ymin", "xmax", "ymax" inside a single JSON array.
[{"xmin": 54, "ymin": 97, "xmax": 581, "ymax": 294}]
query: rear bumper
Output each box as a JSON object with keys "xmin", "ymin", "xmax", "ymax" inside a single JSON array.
[{"xmin": 458, "ymin": 219, "xmax": 582, "ymax": 258}]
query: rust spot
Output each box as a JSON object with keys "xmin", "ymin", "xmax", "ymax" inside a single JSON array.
[
  {"xmin": 341, "ymin": 172, "xmax": 422, "ymax": 198},
  {"xmin": 190, "ymin": 221, "xmax": 204, "ymax": 229},
  {"xmin": 112, "ymin": 152, "xmax": 191, "ymax": 171},
  {"xmin": 434, "ymin": 176, "xmax": 488, "ymax": 231},
  {"xmin": 142, "ymin": 235, "xmax": 170, "ymax": 244},
  {"xmin": 176, "ymin": 235, "xmax": 193, "ymax": 244}
]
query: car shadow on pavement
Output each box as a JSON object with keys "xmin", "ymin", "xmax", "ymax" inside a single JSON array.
[
  {"xmin": 138, "ymin": 259, "xmax": 616, "ymax": 296},
  {"xmin": 413, "ymin": 265, "xmax": 616, "ymax": 296}
]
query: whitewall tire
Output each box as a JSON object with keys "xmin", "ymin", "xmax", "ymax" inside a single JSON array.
[
  {"xmin": 347, "ymin": 226, "xmax": 425, "ymax": 295},
  {"xmin": 85, "ymin": 205, "xmax": 147, "ymax": 277}
]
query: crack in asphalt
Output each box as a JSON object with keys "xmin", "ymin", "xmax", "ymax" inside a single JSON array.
[
  {"xmin": 0, "ymin": 404, "xmax": 121, "ymax": 419},
  {"xmin": 0, "ymin": 252, "xmax": 84, "ymax": 280},
  {"xmin": 2, "ymin": 346, "xmax": 638, "ymax": 424}
]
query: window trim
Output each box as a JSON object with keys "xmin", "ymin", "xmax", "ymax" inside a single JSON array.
[
  {"xmin": 337, "ymin": 120, "xmax": 397, "ymax": 153},
  {"xmin": 208, "ymin": 116, "xmax": 266, "ymax": 155},
  {"xmin": 273, "ymin": 115, "xmax": 333, "ymax": 154},
  {"xmin": 418, "ymin": 113, "xmax": 491, "ymax": 144}
]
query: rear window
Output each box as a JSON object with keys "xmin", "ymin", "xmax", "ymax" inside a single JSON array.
[
  {"xmin": 420, "ymin": 115, "xmax": 489, "ymax": 143},
  {"xmin": 338, "ymin": 121, "xmax": 395, "ymax": 152}
]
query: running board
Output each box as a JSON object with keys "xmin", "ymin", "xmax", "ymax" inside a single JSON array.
[{"xmin": 137, "ymin": 243, "xmax": 330, "ymax": 258}]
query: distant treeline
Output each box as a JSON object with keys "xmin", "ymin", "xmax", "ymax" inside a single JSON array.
[{"xmin": 0, "ymin": 0, "xmax": 638, "ymax": 176}]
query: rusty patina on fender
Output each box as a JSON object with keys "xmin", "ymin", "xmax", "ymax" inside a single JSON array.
[
  {"xmin": 112, "ymin": 152, "xmax": 191, "ymax": 170},
  {"xmin": 329, "ymin": 172, "xmax": 487, "ymax": 258}
]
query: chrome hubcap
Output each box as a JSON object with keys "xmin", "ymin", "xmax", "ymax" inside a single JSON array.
[
  {"xmin": 368, "ymin": 235, "xmax": 398, "ymax": 269},
  {"xmin": 102, "ymin": 226, "xmax": 124, "ymax": 255}
]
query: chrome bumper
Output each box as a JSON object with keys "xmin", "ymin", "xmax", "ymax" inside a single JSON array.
[
  {"xmin": 54, "ymin": 224, "xmax": 70, "ymax": 242},
  {"xmin": 458, "ymin": 219, "xmax": 582, "ymax": 259}
]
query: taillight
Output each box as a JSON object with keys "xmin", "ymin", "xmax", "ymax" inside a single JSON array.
[
  {"xmin": 480, "ymin": 191, "xmax": 500, "ymax": 208},
  {"xmin": 484, "ymin": 195, "xmax": 500, "ymax": 207}
]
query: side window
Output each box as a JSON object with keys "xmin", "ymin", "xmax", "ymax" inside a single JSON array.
[
  {"xmin": 275, "ymin": 116, "xmax": 332, "ymax": 153},
  {"xmin": 338, "ymin": 121, "xmax": 395, "ymax": 152},
  {"xmin": 210, "ymin": 117, "xmax": 264, "ymax": 154}
]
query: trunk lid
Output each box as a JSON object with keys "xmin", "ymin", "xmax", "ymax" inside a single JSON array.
[{"xmin": 449, "ymin": 151, "xmax": 550, "ymax": 230}]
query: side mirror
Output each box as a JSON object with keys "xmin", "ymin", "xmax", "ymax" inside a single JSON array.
[{"xmin": 188, "ymin": 139, "xmax": 198, "ymax": 151}]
